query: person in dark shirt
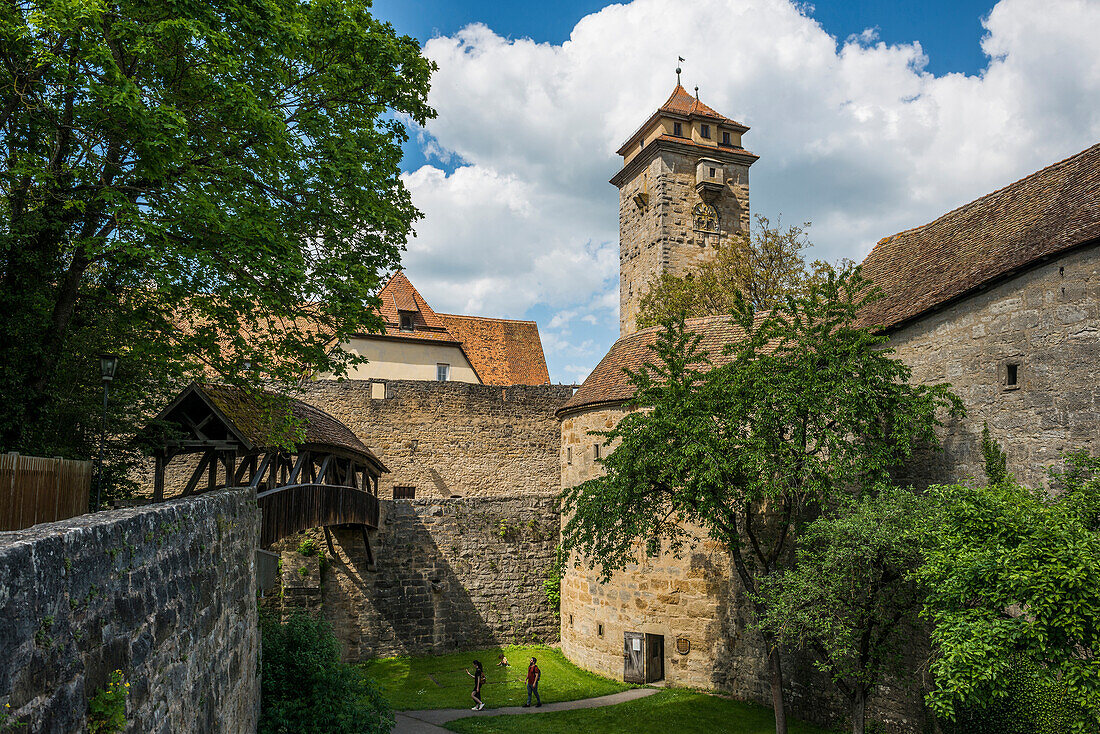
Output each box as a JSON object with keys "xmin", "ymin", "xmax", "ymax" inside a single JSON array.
[
  {"xmin": 466, "ymin": 660, "xmax": 485, "ymax": 710},
  {"xmin": 523, "ymin": 657, "xmax": 541, "ymax": 707}
]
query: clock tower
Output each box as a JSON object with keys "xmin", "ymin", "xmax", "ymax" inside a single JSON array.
[{"xmin": 611, "ymin": 84, "xmax": 758, "ymax": 336}]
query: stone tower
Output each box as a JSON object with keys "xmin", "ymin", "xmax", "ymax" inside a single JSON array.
[{"xmin": 611, "ymin": 84, "xmax": 758, "ymax": 336}]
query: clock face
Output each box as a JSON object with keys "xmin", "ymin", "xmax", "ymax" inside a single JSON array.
[{"xmin": 692, "ymin": 203, "xmax": 719, "ymax": 233}]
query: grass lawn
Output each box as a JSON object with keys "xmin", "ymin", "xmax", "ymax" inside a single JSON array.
[
  {"xmin": 443, "ymin": 688, "xmax": 839, "ymax": 734},
  {"xmin": 360, "ymin": 644, "xmax": 632, "ymax": 711}
]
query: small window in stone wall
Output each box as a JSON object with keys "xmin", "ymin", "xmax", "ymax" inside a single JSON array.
[
  {"xmin": 393, "ymin": 485, "xmax": 416, "ymax": 499},
  {"xmin": 593, "ymin": 443, "xmax": 601, "ymax": 460},
  {"xmin": 569, "ymin": 614, "xmax": 574, "ymax": 627},
  {"xmin": 567, "ymin": 447, "xmax": 572, "ymax": 465},
  {"xmin": 1005, "ymin": 363, "xmax": 1020, "ymax": 390},
  {"xmin": 597, "ymin": 623, "xmax": 604, "ymax": 637}
]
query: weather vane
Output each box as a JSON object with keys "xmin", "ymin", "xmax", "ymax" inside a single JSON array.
[{"xmin": 676, "ymin": 56, "xmax": 684, "ymax": 86}]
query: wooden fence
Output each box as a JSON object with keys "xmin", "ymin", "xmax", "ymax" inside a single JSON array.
[{"xmin": 0, "ymin": 454, "xmax": 92, "ymax": 531}]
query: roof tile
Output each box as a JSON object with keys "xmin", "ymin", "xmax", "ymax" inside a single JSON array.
[{"xmin": 860, "ymin": 143, "xmax": 1100, "ymax": 330}]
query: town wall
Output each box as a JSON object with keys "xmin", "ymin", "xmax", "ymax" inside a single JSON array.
[
  {"xmin": 299, "ymin": 379, "xmax": 573, "ymax": 501},
  {"xmin": 273, "ymin": 495, "xmax": 561, "ymax": 660},
  {"xmin": 888, "ymin": 243, "xmax": 1100, "ymax": 489},
  {"xmin": 0, "ymin": 488, "xmax": 259, "ymax": 734}
]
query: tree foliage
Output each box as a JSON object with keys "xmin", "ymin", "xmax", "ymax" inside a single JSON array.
[
  {"xmin": 560, "ymin": 265, "xmax": 962, "ymax": 733},
  {"xmin": 0, "ymin": 0, "xmax": 434, "ymax": 485},
  {"xmin": 260, "ymin": 612, "xmax": 393, "ymax": 734},
  {"xmin": 919, "ymin": 456, "xmax": 1100, "ymax": 733},
  {"xmin": 636, "ymin": 215, "xmax": 825, "ymax": 327},
  {"xmin": 755, "ymin": 487, "xmax": 931, "ymax": 734}
]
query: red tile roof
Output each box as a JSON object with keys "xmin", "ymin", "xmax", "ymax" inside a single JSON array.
[
  {"xmin": 659, "ymin": 84, "xmax": 747, "ymax": 128},
  {"xmin": 362, "ymin": 273, "xmax": 552, "ymax": 386},
  {"xmin": 860, "ymin": 143, "xmax": 1100, "ymax": 331},
  {"xmin": 372, "ymin": 271, "xmax": 457, "ymax": 343},
  {"xmin": 439, "ymin": 314, "xmax": 551, "ymax": 386},
  {"xmin": 557, "ymin": 314, "xmax": 770, "ymax": 417}
]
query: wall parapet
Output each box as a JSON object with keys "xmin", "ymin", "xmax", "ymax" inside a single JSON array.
[{"xmin": 0, "ymin": 488, "xmax": 260, "ymax": 734}]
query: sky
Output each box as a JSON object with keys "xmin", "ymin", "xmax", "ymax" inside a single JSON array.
[{"xmin": 369, "ymin": 0, "xmax": 1100, "ymax": 385}]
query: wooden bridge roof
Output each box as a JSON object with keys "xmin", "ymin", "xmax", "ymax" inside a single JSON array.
[{"xmin": 150, "ymin": 382, "xmax": 386, "ymax": 473}]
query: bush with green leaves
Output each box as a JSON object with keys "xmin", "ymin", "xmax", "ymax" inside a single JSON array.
[
  {"xmin": 942, "ymin": 656, "xmax": 1072, "ymax": 734},
  {"xmin": 919, "ymin": 456, "xmax": 1100, "ymax": 733},
  {"xmin": 260, "ymin": 613, "xmax": 392, "ymax": 734}
]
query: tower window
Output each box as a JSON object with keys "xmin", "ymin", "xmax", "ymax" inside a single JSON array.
[
  {"xmin": 567, "ymin": 447, "xmax": 572, "ymax": 465},
  {"xmin": 700, "ymin": 124, "xmax": 710, "ymax": 139},
  {"xmin": 393, "ymin": 485, "xmax": 416, "ymax": 499},
  {"xmin": 692, "ymin": 203, "xmax": 719, "ymax": 233},
  {"xmin": 722, "ymin": 131, "xmax": 731, "ymax": 146},
  {"xmin": 399, "ymin": 312, "xmax": 415, "ymax": 332},
  {"xmin": 673, "ymin": 122, "xmax": 683, "ymax": 137},
  {"xmin": 594, "ymin": 443, "xmax": 601, "ymax": 460},
  {"xmin": 437, "ymin": 363, "xmax": 450, "ymax": 381},
  {"xmin": 709, "ymin": 167, "xmax": 716, "ymax": 178},
  {"xmin": 1005, "ymin": 363, "xmax": 1019, "ymax": 389},
  {"xmin": 597, "ymin": 623, "xmax": 604, "ymax": 637}
]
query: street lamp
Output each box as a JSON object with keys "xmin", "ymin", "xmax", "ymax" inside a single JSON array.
[{"xmin": 93, "ymin": 353, "xmax": 120, "ymax": 511}]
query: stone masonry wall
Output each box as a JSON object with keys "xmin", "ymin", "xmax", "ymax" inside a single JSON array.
[
  {"xmin": 889, "ymin": 244, "xmax": 1100, "ymax": 489},
  {"xmin": 274, "ymin": 495, "xmax": 561, "ymax": 661},
  {"xmin": 0, "ymin": 488, "xmax": 259, "ymax": 734},
  {"xmin": 618, "ymin": 150, "xmax": 751, "ymax": 336},
  {"xmin": 560, "ymin": 405, "xmax": 931, "ymax": 733},
  {"xmin": 298, "ymin": 379, "xmax": 574, "ymax": 501}
]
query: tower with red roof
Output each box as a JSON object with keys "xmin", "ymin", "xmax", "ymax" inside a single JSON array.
[{"xmin": 611, "ymin": 83, "xmax": 759, "ymax": 335}]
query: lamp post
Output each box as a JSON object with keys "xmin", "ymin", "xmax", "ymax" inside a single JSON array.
[{"xmin": 93, "ymin": 353, "xmax": 120, "ymax": 511}]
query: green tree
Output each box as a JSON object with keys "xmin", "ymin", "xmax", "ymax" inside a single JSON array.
[
  {"xmin": 0, "ymin": 0, "xmax": 434, "ymax": 484},
  {"xmin": 260, "ymin": 612, "xmax": 392, "ymax": 734},
  {"xmin": 755, "ymin": 487, "xmax": 931, "ymax": 734},
  {"xmin": 560, "ymin": 266, "xmax": 961, "ymax": 734},
  {"xmin": 919, "ymin": 461, "xmax": 1100, "ymax": 733},
  {"xmin": 636, "ymin": 215, "xmax": 818, "ymax": 328}
]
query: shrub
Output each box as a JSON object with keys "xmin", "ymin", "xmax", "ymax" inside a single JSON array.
[
  {"xmin": 942, "ymin": 657, "xmax": 1072, "ymax": 734},
  {"xmin": 260, "ymin": 613, "xmax": 392, "ymax": 734},
  {"xmin": 543, "ymin": 546, "xmax": 564, "ymax": 614},
  {"xmin": 87, "ymin": 670, "xmax": 127, "ymax": 734}
]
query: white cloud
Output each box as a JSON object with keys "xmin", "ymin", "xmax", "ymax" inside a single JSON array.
[{"xmin": 395, "ymin": 0, "xmax": 1100, "ymax": 379}]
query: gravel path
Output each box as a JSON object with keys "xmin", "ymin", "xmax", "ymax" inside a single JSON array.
[{"xmin": 392, "ymin": 687, "xmax": 658, "ymax": 733}]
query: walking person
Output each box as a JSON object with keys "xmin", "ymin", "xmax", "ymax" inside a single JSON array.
[
  {"xmin": 466, "ymin": 660, "xmax": 486, "ymax": 710},
  {"xmin": 523, "ymin": 656, "xmax": 541, "ymax": 707}
]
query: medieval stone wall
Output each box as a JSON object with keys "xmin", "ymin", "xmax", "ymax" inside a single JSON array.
[
  {"xmin": 618, "ymin": 150, "xmax": 751, "ymax": 336},
  {"xmin": 273, "ymin": 495, "xmax": 561, "ymax": 661},
  {"xmin": 889, "ymin": 244, "xmax": 1100, "ymax": 489},
  {"xmin": 0, "ymin": 488, "xmax": 259, "ymax": 734},
  {"xmin": 559, "ymin": 407, "xmax": 933, "ymax": 733},
  {"xmin": 299, "ymin": 380, "xmax": 573, "ymax": 501}
]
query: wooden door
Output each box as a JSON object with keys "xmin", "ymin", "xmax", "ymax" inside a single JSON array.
[
  {"xmin": 623, "ymin": 631, "xmax": 645, "ymax": 683},
  {"xmin": 644, "ymin": 634, "xmax": 664, "ymax": 682}
]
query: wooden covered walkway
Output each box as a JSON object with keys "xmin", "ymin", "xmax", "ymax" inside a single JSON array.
[{"xmin": 144, "ymin": 382, "xmax": 387, "ymax": 548}]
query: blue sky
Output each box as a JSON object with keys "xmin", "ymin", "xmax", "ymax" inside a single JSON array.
[{"xmin": 367, "ymin": 0, "xmax": 1100, "ymax": 385}]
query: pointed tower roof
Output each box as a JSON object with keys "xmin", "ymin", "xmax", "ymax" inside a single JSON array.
[{"xmin": 658, "ymin": 84, "xmax": 746, "ymax": 128}]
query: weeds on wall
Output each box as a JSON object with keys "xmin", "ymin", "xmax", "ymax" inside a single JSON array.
[
  {"xmin": 543, "ymin": 546, "xmax": 564, "ymax": 615},
  {"xmin": 0, "ymin": 702, "xmax": 26, "ymax": 731},
  {"xmin": 86, "ymin": 670, "xmax": 127, "ymax": 734}
]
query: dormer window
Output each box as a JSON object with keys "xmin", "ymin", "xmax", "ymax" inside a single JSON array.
[
  {"xmin": 700, "ymin": 124, "xmax": 710, "ymax": 139},
  {"xmin": 399, "ymin": 312, "xmax": 415, "ymax": 332},
  {"xmin": 673, "ymin": 122, "xmax": 683, "ymax": 137},
  {"xmin": 722, "ymin": 131, "xmax": 731, "ymax": 146}
]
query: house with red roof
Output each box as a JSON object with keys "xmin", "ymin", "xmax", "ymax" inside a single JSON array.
[{"xmin": 335, "ymin": 271, "xmax": 551, "ymax": 386}]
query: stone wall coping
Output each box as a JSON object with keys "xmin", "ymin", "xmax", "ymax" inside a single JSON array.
[{"xmin": 0, "ymin": 487, "xmax": 256, "ymax": 550}]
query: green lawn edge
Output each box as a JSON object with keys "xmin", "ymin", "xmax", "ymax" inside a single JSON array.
[
  {"xmin": 442, "ymin": 688, "xmax": 840, "ymax": 734},
  {"xmin": 359, "ymin": 644, "xmax": 634, "ymax": 711}
]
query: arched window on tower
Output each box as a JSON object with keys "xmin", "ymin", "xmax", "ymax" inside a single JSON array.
[{"xmin": 692, "ymin": 203, "xmax": 719, "ymax": 233}]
